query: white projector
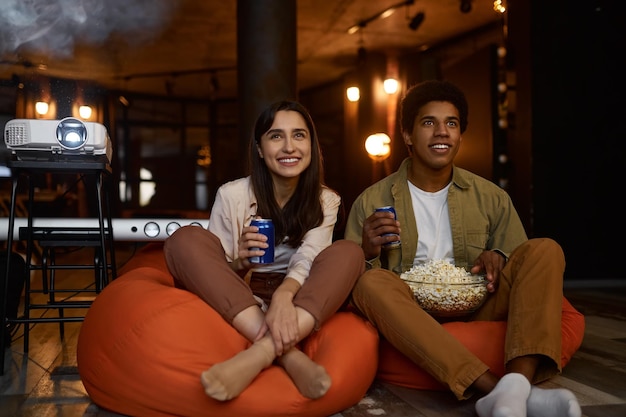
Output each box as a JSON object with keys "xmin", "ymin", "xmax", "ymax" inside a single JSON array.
[{"xmin": 4, "ymin": 117, "xmax": 112, "ymax": 164}]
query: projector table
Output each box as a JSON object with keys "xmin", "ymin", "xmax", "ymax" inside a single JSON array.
[{"xmin": 1, "ymin": 158, "xmax": 116, "ymax": 375}]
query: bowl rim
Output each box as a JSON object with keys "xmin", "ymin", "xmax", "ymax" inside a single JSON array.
[
  {"xmin": 396, "ymin": 262, "xmax": 487, "ymax": 285},
  {"xmin": 400, "ymin": 274, "xmax": 487, "ymax": 285},
  {"xmin": 396, "ymin": 262, "xmax": 489, "ymax": 317}
]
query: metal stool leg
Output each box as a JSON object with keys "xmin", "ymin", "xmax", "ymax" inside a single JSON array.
[{"xmin": 48, "ymin": 249, "xmax": 65, "ymax": 340}]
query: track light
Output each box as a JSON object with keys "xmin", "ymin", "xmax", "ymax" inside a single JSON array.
[
  {"xmin": 408, "ymin": 11, "xmax": 425, "ymax": 31},
  {"xmin": 357, "ymin": 46, "xmax": 367, "ymax": 65},
  {"xmin": 347, "ymin": 0, "xmax": 415, "ymax": 34},
  {"xmin": 493, "ymin": 0, "xmax": 506, "ymax": 13},
  {"xmin": 460, "ymin": 0, "xmax": 472, "ymax": 13}
]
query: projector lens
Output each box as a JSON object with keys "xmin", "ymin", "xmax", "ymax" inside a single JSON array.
[
  {"xmin": 56, "ymin": 117, "xmax": 87, "ymax": 150},
  {"xmin": 65, "ymin": 132, "xmax": 81, "ymax": 143}
]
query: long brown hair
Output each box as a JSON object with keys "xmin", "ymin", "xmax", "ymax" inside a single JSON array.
[{"xmin": 248, "ymin": 100, "xmax": 326, "ymax": 247}]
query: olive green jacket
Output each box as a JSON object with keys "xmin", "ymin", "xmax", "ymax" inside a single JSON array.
[{"xmin": 344, "ymin": 158, "xmax": 528, "ymax": 269}]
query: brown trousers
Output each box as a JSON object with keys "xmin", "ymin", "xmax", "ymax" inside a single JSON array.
[
  {"xmin": 350, "ymin": 238, "xmax": 565, "ymax": 400},
  {"xmin": 163, "ymin": 225, "xmax": 364, "ymax": 326}
]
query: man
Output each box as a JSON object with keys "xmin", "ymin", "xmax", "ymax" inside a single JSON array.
[{"xmin": 344, "ymin": 80, "xmax": 581, "ymax": 417}]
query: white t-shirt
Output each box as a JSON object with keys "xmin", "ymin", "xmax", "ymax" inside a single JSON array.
[{"xmin": 408, "ymin": 181, "xmax": 454, "ymax": 264}]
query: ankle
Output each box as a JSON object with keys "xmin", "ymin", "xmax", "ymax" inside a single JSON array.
[{"xmin": 251, "ymin": 338, "xmax": 277, "ymax": 367}]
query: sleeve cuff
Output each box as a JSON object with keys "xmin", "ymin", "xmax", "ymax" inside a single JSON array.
[
  {"xmin": 492, "ymin": 249, "xmax": 509, "ymax": 261},
  {"xmin": 365, "ymin": 257, "xmax": 381, "ymax": 270}
]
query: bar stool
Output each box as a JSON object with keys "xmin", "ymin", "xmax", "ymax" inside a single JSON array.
[{"xmin": 1, "ymin": 158, "xmax": 116, "ymax": 375}]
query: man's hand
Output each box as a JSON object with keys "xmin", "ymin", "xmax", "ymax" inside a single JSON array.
[
  {"xmin": 361, "ymin": 210, "xmax": 401, "ymax": 260},
  {"xmin": 470, "ymin": 250, "xmax": 507, "ymax": 292}
]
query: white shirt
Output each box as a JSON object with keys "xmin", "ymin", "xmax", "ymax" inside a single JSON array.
[
  {"xmin": 208, "ymin": 176, "xmax": 340, "ymax": 285},
  {"xmin": 408, "ymin": 181, "xmax": 454, "ymax": 264}
]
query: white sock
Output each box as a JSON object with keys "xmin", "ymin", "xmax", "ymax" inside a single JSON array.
[
  {"xmin": 475, "ymin": 373, "xmax": 531, "ymax": 417},
  {"xmin": 527, "ymin": 386, "xmax": 582, "ymax": 417}
]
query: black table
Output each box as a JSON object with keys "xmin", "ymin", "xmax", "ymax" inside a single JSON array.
[{"xmin": 1, "ymin": 158, "xmax": 117, "ymax": 374}]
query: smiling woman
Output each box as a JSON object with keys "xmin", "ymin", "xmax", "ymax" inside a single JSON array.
[
  {"xmin": 149, "ymin": 100, "xmax": 370, "ymax": 404},
  {"xmin": 256, "ymin": 110, "xmax": 312, "ymax": 183},
  {"xmin": 77, "ymin": 242, "xmax": 379, "ymax": 417}
]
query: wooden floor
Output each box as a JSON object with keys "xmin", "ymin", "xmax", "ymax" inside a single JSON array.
[{"xmin": 1, "ymin": 244, "xmax": 626, "ymax": 417}]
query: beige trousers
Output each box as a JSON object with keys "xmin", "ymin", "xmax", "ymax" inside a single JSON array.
[
  {"xmin": 164, "ymin": 225, "xmax": 365, "ymax": 327},
  {"xmin": 350, "ymin": 238, "xmax": 565, "ymax": 400}
]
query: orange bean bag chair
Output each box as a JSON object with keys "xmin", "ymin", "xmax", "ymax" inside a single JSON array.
[
  {"xmin": 77, "ymin": 243, "xmax": 379, "ymax": 417},
  {"xmin": 377, "ymin": 297, "xmax": 585, "ymax": 390}
]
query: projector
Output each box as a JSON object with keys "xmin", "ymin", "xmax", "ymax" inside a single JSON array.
[{"xmin": 4, "ymin": 117, "xmax": 112, "ymax": 164}]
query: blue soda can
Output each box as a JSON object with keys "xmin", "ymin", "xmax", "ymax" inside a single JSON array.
[
  {"xmin": 249, "ymin": 218, "xmax": 275, "ymax": 264},
  {"xmin": 375, "ymin": 206, "xmax": 401, "ymax": 248}
]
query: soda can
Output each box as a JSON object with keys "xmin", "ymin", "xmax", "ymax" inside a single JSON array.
[
  {"xmin": 375, "ymin": 206, "xmax": 401, "ymax": 248},
  {"xmin": 249, "ymin": 218, "xmax": 275, "ymax": 264}
]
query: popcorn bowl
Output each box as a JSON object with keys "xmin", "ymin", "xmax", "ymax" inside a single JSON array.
[{"xmin": 393, "ymin": 261, "xmax": 489, "ymax": 317}]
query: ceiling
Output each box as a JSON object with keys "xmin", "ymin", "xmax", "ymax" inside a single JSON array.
[{"xmin": 0, "ymin": 0, "xmax": 504, "ymax": 100}]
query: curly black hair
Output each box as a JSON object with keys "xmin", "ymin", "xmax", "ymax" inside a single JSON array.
[{"xmin": 400, "ymin": 80, "xmax": 469, "ymax": 135}]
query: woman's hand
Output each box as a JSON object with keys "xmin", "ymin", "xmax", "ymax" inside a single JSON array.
[
  {"xmin": 361, "ymin": 210, "xmax": 401, "ymax": 260},
  {"xmin": 233, "ymin": 224, "xmax": 270, "ymax": 271},
  {"xmin": 265, "ymin": 280, "xmax": 301, "ymax": 356},
  {"xmin": 470, "ymin": 250, "xmax": 507, "ymax": 292}
]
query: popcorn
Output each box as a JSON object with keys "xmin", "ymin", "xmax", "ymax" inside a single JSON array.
[{"xmin": 400, "ymin": 259, "xmax": 488, "ymax": 316}]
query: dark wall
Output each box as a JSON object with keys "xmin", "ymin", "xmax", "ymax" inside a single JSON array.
[
  {"xmin": 444, "ymin": 45, "xmax": 496, "ymax": 182},
  {"xmin": 301, "ymin": 43, "xmax": 500, "ymax": 240},
  {"xmin": 529, "ymin": 1, "xmax": 624, "ymax": 279}
]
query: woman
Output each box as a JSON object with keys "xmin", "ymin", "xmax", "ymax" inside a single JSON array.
[{"xmin": 164, "ymin": 100, "xmax": 364, "ymax": 401}]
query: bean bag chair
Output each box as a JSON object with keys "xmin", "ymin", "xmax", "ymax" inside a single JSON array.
[
  {"xmin": 77, "ymin": 244, "xmax": 379, "ymax": 417},
  {"xmin": 377, "ymin": 297, "xmax": 585, "ymax": 390}
]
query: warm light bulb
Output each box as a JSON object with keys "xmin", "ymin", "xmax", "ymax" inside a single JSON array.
[
  {"xmin": 380, "ymin": 8, "xmax": 396, "ymax": 19},
  {"xmin": 493, "ymin": 0, "xmax": 506, "ymax": 13},
  {"xmin": 383, "ymin": 78, "xmax": 399, "ymax": 94},
  {"xmin": 35, "ymin": 101, "xmax": 49, "ymax": 115},
  {"xmin": 346, "ymin": 86, "xmax": 360, "ymax": 102},
  {"xmin": 365, "ymin": 133, "xmax": 391, "ymax": 159},
  {"xmin": 79, "ymin": 105, "xmax": 92, "ymax": 119}
]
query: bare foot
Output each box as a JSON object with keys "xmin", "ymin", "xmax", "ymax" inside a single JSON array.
[
  {"xmin": 200, "ymin": 341, "xmax": 274, "ymax": 401},
  {"xmin": 277, "ymin": 348, "xmax": 331, "ymax": 399}
]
